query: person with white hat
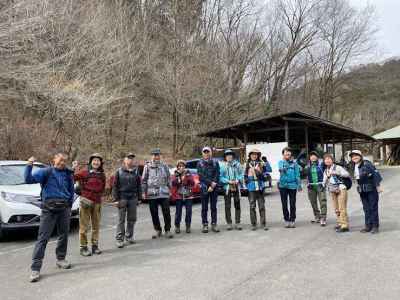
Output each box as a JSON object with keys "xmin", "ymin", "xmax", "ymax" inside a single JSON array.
[
  {"xmin": 350, "ymin": 150, "xmax": 383, "ymax": 234},
  {"xmin": 197, "ymin": 146, "xmax": 220, "ymax": 233}
]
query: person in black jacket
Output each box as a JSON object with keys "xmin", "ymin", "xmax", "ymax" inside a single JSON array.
[
  {"xmin": 112, "ymin": 153, "xmax": 141, "ymax": 248},
  {"xmin": 350, "ymin": 150, "xmax": 383, "ymax": 234},
  {"xmin": 197, "ymin": 147, "xmax": 220, "ymax": 233}
]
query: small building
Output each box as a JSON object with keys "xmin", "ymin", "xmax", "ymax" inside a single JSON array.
[
  {"xmin": 373, "ymin": 125, "xmax": 400, "ymax": 165},
  {"xmin": 198, "ymin": 111, "xmax": 376, "ymax": 163}
]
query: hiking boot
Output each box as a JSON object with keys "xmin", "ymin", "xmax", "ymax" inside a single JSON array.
[
  {"xmin": 235, "ymin": 224, "xmax": 242, "ymax": 231},
  {"xmin": 284, "ymin": 222, "xmax": 291, "ymax": 228},
  {"xmin": 56, "ymin": 259, "xmax": 71, "ymax": 269},
  {"xmin": 165, "ymin": 231, "xmax": 174, "ymax": 239},
  {"xmin": 311, "ymin": 217, "xmax": 320, "ymax": 224},
  {"xmin": 126, "ymin": 237, "xmax": 136, "ymax": 244},
  {"xmin": 211, "ymin": 224, "xmax": 220, "ymax": 233},
  {"xmin": 371, "ymin": 227, "xmax": 379, "ymax": 234},
  {"xmin": 290, "ymin": 222, "xmax": 296, "ymax": 228},
  {"xmin": 175, "ymin": 225, "xmax": 181, "ymax": 234},
  {"xmin": 320, "ymin": 218, "xmax": 327, "ymax": 227},
  {"xmin": 227, "ymin": 224, "xmax": 233, "ymax": 231},
  {"xmin": 263, "ymin": 224, "xmax": 269, "ymax": 231},
  {"xmin": 337, "ymin": 227, "xmax": 349, "ymax": 233},
  {"xmin": 251, "ymin": 225, "xmax": 257, "ymax": 231},
  {"xmin": 186, "ymin": 225, "xmax": 191, "ymax": 233},
  {"xmin": 334, "ymin": 224, "xmax": 341, "ymax": 231},
  {"xmin": 92, "ymin": 245, "xmax": 102, "ymax": 255},
  {"xmin": 29, "ymin": 271, "xmax": 40, "ymax": 283},
  {"xmin": 80, "ymin": 247, "xmax": 92, "ymax": 257},
  {"xmin": 152, "ymin": 230, "xmax": 162, "ymax": 239},
  {"xmin": 202, "ymin": 225, "xmax": 209, "ymax": 233},
  {"xmin": 360, "ymin": 227, "xmax": 372, "ymax": 233},
  {"xmin": 116, "ymin": 240, "xmax": 125, "ymax": 248}
]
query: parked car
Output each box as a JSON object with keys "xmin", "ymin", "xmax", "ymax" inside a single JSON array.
[{"xmin": 0, "ymin": 161, "xmax": 80, "ymax": 240}]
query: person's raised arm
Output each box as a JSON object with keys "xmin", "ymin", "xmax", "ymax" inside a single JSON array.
[{"xmin": 24, "ymin": 157, "xmax": 47, "ymax": 184}]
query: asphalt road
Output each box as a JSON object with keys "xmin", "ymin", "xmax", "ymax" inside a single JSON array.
[{"xmin": 1, "ymin": 167, "xmax": 400, "ymax": 300}]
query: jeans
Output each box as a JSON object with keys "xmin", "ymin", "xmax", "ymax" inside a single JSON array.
[
  {"xmin": 224, "ymin": 190, "xmax": 241, "ymax": 224},
  {"xmin": 31, "ymin": 206, "xmax": 71, "ymax": 271},
  {"xmin": 80, "ymin": 202, "xmax": 102, "ymax": 247},
  {"xmin": 201, "ymin": 190, "xmax": 218, "ymax": 225},
  {"xmin": 279, "ymin": 188, "xmax": 297, "ymax": 222},
  {"xmin": 116, "ymin": 198, "xmax": 137, "ymax": 241},
  {"xmin": 248, "ymin": 191, "xmax": 265, "ymax": 226},
  {"xmin": 360, "ymin": 190, "xmax": 379, "ymax": 228},
  {"xmin": 175, "ymin": 199, "xmax": 193, "ymax": 226},
  {"xmin": 149, "ymin": 198, "xmax": 171, "ymax": 231}
]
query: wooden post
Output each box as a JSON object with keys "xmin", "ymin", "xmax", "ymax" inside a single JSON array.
[
  {"xmin": 284, "ymin": 121, "xmax": 289, "ymax": 144},
  {"xmin": 320, "ymin": 132, "xmax": 325, "ymax": 151},
  {"xmin": 304, "ymin": 126, "xmax": 309, "ymax": 157},
  {"xmin": 333, "ymin": 143, "xmax": 336, "ymax": 160}
]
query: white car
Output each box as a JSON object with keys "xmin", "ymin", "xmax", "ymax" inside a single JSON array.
[{"xmin": 0, "ymin": 161, "xmax": 80, "ymax": 240}]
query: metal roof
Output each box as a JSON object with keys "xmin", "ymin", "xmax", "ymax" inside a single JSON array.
[
  {"xmin": 198, "ymin": 111, "xmax": 375, "ymax": 144},
  {"xmin": 373, "ymin": 125, "xmax": 400, "ymax": 141}
]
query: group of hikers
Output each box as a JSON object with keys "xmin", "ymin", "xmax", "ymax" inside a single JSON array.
[{"xmin": 24, "ymin": 146, "xmax": 383, "ymax": 282}]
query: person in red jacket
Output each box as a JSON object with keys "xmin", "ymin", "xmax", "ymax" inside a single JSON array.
[
  {"xmin": 72, "ymin": 153, "xmax": 106, "ymax": 256},
  {"xmin": 172, "ymin": 160, "xmax": 195, "ymax": 234}
]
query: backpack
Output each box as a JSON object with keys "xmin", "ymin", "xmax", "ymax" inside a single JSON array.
[{"xmin": 334, "ymin": 165, "xmax": 352, "ymax": 190}]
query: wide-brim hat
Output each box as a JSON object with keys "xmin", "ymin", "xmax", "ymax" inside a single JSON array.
[
  {"xmin": 350, "ymin": 150, "xmax": 363, "ymax": 158},
  {"xmin": 89, "ymin": 153, "xmax": 103, "ymax": 163},
  {"xmin": 248, "ymin": 148, "xmax": 262, "ymax": 156}
]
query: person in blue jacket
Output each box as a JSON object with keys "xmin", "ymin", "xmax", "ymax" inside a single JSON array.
[
  {"xmin": 244, "ymin": 148, "xmax": 272, "ymax": 231},
  {"xmin": 350, "ymin": 150, "xmax": 383, "ymax": 234},
  {"xmin": 24, "ymin": 153, "xmax": 74, "ymax": 283},
  {"xmin": 278, "ymin": 147, "xmax": 302, "ymax": 228},
  {"xmin": 219, "ymin": 149, "xmax": 244, "ymax": 230}
]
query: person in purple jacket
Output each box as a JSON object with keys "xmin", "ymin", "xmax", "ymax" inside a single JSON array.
[{"xmin": 24, "ymin": 153, "xmax": 74, "ymax": 283}]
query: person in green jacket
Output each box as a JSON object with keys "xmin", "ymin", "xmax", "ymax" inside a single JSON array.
[{"xmin": 219, "ymin": 149, "xmax": 244, "ymax": 230}]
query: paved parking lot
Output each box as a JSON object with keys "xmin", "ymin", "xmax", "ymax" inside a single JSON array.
[{"xmin": 1, "ymin": 168, "xmax": 400, "ymax": 300}]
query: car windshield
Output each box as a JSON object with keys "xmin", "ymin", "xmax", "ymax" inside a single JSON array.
[{"xmin": 0, "ymin": 164, "xmax": 45, "ymax": 185}]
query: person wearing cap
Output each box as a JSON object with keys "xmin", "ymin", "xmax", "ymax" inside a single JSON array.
[
  {"xmin": 305, "ymin": 151, "xmax": 327, "ymax": 226},
  {"xmin": 350, "ymin": 150, "xmax": 383, "ymax": 234},
  {"xmin": 112, "ymin": 153, "xmax": 142, "ymax": 248},
  {"xmin": 72, "ymin": 154, "xmax": 106, "ymax": 256},
  {"xmin": 244, "ymin": 148, "xmax": 271, "ymax": 231},
  {"xmin": 278, "ymin": 147, "xmax": 302, "ymax": 228},
  {"xmin": 142, "ymin": 149, "xmax": 173, "ymax": 239},
  {"xmin": 197, "ymin": 146, "xmax": 220, "ymax": 233},
  {"xmin": 323, "ymin": 153, "xmax": 351, "ymax": 233},
  {"xmin": 171, "ymin": 160, "xmax": 195, "ymax": 234},
  {"xmin": 219, "ymin": 149, "xmax": 244, "ymax": 230}
]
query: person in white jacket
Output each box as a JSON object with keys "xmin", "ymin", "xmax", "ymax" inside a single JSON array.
[{"xmin": 323, "ymin": 153, "xmax": 351, "ymax": 232}]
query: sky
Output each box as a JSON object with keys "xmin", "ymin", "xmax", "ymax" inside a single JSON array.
[{"xmin": 350, "ymin": 0, "xmax": 400, "ymax": 60}]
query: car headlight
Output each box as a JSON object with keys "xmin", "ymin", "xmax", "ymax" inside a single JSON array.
[{"xmin": 0, "ymin": 191, "xmax": 30, "ymax": 203}]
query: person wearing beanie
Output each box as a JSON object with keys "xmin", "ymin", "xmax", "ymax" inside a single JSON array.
[
  {"xmin": 306, "ymin": 151, "xmax": 327, "ymax": 226},
  {"xmin": 219, "ymin": 149, "xmax": 244, "ymax": 230},
  {"xmin": 244, "ymin": 148, "xmax": 272, "ymax": 231},
  {"xmin": 350, "ymin": 150, "xmax": 383, "ymax": 234},
  {"xmin": 323, "ymin": 153, "xmax": 351, "ymax": 233},
  {"xmin": 171, "ymin": 160, "xmax": 195, "ymax": 234},
  {"xmin": 72, "ymin": 154, "xmax": 106, "ymax": 256}
]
